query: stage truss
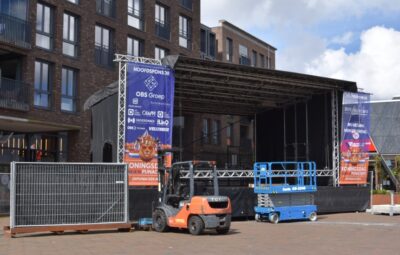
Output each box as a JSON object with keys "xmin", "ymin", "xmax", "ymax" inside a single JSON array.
[
  {"xmin": 179, "ymin": 169, "xmax": 334, "ymax": 179},
  {"xmin": 114, "ymin": 54, "xmax": 162, "ymax": 163},
  {"xmin": 331, "ymin": 90, "xmax": 340, "ymax": 186}
]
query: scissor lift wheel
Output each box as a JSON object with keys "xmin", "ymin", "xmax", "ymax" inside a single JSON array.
[
  {"xmin": 309, "ymin": 212, "xmax": 317, "ymax": 222},
  {"xmin": 269, "ymin": 213, "xmax": 279, "ymax": 224}
]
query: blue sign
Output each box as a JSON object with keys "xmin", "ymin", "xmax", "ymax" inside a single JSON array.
[
  {"xmin": 340, "ymin": 92, "xmax": 370, "ymax": 184},
  {"xmin": 124, "ymin": 62, "xmax": 174, "ymax": 186}
]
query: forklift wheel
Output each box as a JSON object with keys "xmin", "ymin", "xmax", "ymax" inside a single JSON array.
[
  {"xmin": 269, "ymin": 213, "xmax": 279, "ymax": 224},
  {"xmin": 153, "ymin": 209, "xmax": 169, "ymax": 232},
  {"xmin": 188, "ymin": 216, "xmax": 204, "ymax": 235}
]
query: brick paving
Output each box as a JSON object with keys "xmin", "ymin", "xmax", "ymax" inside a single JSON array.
[{"xmin": 0, "ymin": 213, "xmax": 399, "ymax": 255}]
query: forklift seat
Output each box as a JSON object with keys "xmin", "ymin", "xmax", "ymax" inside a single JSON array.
[{"xmin": 166, "ymin": 195, "xmax": 181, "ymax": 208}]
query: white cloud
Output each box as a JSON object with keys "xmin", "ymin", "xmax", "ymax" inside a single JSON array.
[
  {"xmin": 331, "ymin": 32, "xmax": 354, "ymax": 45},
  {"xmin": 201, "ymin": 1, "xmax": 400, "ymax": 100},
  {"xmin": 277, "ymin": 31, "xmax": 327, "ymax": 72},
  {"xmin": 201, "ymin": 0, "xmax": 400, "ymax": 29},
  {"xmin": 305, "ymin": 26, "xmax": 400, "ymax": 100}
]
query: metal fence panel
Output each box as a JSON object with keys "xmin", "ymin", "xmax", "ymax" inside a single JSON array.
[
  {"xmin": 0, "ymin": 173, "xmax": 10, "ymax": 215},
  {"xmin": 10, "ymin": 162, "xmax": 128, "ymax": 228}
]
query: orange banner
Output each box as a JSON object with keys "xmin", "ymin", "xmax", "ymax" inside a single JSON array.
[{"xmin": 339, "ymin": 139, "xmax": 369, "ymax": 184}]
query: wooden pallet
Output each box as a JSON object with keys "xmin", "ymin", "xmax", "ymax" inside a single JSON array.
[{"xmin": 3, "ymin": 223, "xmax": 132, "ymax": 238}]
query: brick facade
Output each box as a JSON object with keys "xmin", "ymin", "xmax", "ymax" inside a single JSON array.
[{"xmin": 0, "ymin": 0, "xmax": 200, "ymax": 163}]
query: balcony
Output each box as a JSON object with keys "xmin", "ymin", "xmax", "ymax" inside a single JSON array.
[
  {"xmin": 0, "ymin": 78, "xmax": 30, "ymax": 111},
  {"xmin": 0, "ymin": 13, "xmax": 31, "ymax": 49},
  {"xmin": 155, "ymin": 21, "xmax": 170, "ymax": 41},
  {"xmin": 94, "ymin": 45, "xmax": 114, "ymax": 68}
]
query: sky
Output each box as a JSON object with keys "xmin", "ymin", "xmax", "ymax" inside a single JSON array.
[{"xmin": 201, "ymin": 0, "xmax": 400, "ymax": 100}]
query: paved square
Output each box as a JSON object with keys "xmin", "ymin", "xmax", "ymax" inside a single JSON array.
[{"xmin": 1, "ymin": 213, "xmax": 399, "ymax": 255}]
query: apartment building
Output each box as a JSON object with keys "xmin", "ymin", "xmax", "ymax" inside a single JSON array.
[
  {"xmin": 0, "ymin": 0, "xmax": 200, "ymax": 170},
  {"xmin": 212, "ymin": 20, "xmax": 276, "ymax": 68}
]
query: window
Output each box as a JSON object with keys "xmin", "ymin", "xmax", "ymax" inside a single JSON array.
[
  {"xmin": 66, "ymin": 0, "xmax": 78, "ymax": 4},
  {"xmin": 211, "ymin": 120, "xmax": 220, "ymax": 145},
  {"xmin": 239, "ymin": 44, "xmax": 248, "ymax": 57},
  {"xmin": 96, "ymin": 0, "xmax": 115, "ymax": 18},
  {"xmin": 239, "ymin": 44, "xmax": 250, "ymax": 65},
  {"xmin": 61, "ymin": 67, "xmax": 77, "ymax": 112},
  {"xmin": 154, "ymin": 46, "xmax": 167, "ymax": 60},
  {"xmin": 155, "ymin": 4, "xmax": 166, "ymax": 25},
  {"xmin": 36, "ymin": 3, "xmax": 53, "ymax": 50},
  {"xmin": 34, "ymin": 60, "xmax": 51, "ymax": 108},
  {"xmin": 252, "ymin": 50, "xmax": 257, "ymax": 67},
  {"xmin": 209, "ymin": 33, "xmax": 216, "ymax": 58},
  {"xmin": 95, "ymin": 25, "xmax": 113, "ymax": 67},
  {"xmin": 127, "ymin": 36, "xmax": 143, "ymax": 57},
  {"xmin": 1, "ymin": 0, "xmax": 28, "ymax": 20},
  {"xmin": 128, "ymin": 0, "xmax": 143, "ymax": 30},
  {"xmin": 226, "ymin": 123, "xmax": 233, "ymax": 146},
  {"xmin": 226, "ymin": 38, "xmax": 233, "ymax": 62},
  {"xmin": 179, "ymin": 0, "xmax": 192, "ymax": 10},
  {"xmin": 63, "ymin": 13, "xmax": 78, "ymax": 57},
  {"xmin": 155, "ymin": 3, "xmax": 169, "ymax": 40},
  {"xmin": 200, "ymin": 29, "xmax": 206, "ymax": 53},
  {"xmin": 260, "ymin": 54, "xmax": 265, "ymax": 68},
  {"xmin": 179, "ymin": 15, "xmax": 191, "ymax": 49},
  {"xmin": 202, "ymin": 119, "xmax": 209, "ymax": 144}
]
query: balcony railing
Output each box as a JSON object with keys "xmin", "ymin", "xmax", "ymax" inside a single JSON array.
[
  {"xmin": 127, "ymin": 7, "xmax": 144, "ymax": 30},
  {"xmin": 0, "ymin": 13, "xmax": 31, "ymax": 49},
  {"xmin": 179, "ymin": 31, "xmax": 192, "ymax": 49},
  {"xmin": 155, "ymin": 20, "xmax": 170, "ymax": 40},
  {"xmin": 0, "ymin": 78, "xmax": 30, "ymax": 111},
  {"xmin": 95, "ymin": 45, "xmax": 114, "ymax": 68}
]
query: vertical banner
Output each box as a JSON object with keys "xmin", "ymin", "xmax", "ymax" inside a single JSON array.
[
  {"xmin": 339, "ymin": 92, "xmax": 370, "ymax": 184},
  {"xmin": 124, "ymin": 62, "xmax": 174, "ymax": 186}
]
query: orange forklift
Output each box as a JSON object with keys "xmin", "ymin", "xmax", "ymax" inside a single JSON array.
[{"xmin": 152, "ymin": 161, "xmax": 232, "ymax": 235}]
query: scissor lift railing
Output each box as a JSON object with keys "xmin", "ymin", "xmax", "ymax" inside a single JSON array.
[{"xmin": 254, "ymin": 162, "xmax": 317, "ymax": 194}]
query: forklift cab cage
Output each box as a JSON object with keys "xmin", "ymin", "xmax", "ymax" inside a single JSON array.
[{"xmin": 161, "ymin": 161, "xmax": 219, "ymax": 208}]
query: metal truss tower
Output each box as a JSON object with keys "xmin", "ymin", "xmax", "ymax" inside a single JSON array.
[{"xmin": 114, "ymin": 54, "xmax": 162, "ymax": 163}]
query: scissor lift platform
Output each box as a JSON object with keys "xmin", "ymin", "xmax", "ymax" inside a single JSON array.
[{"xmin": 253, "ymin": 162, "xmax": 318, "ymax": 223}]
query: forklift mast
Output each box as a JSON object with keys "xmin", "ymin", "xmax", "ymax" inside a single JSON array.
[{"xmin": 157, "ymin": 156, "xmax": 220, "ymax": 203}]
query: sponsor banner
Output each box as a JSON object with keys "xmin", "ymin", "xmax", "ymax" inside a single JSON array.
[
  {"xmin": 339, "ymin": 92, "xmax": 370, "ymax": 184},
  {"xmin": 124, "ymin": 62, "xmax": 174, "ymax": 186}
]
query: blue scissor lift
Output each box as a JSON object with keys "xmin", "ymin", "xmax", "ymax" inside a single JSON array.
[{"xmin": 253, "ymin": 162, "xmax": 318, "ymax": 223}]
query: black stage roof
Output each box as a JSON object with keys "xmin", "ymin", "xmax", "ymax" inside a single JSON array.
[
  {"xmin": 85, "ymin": 55, "xmax": 357, "ymax": 115},
  {"xmin": 163, "ymin": 56, "xmax": 356, "ymax": 115}
]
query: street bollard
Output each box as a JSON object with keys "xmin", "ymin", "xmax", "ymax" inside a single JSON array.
[{"xmin": 389, "ymin": 190, "xmax": 394, "ymax": 216}]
